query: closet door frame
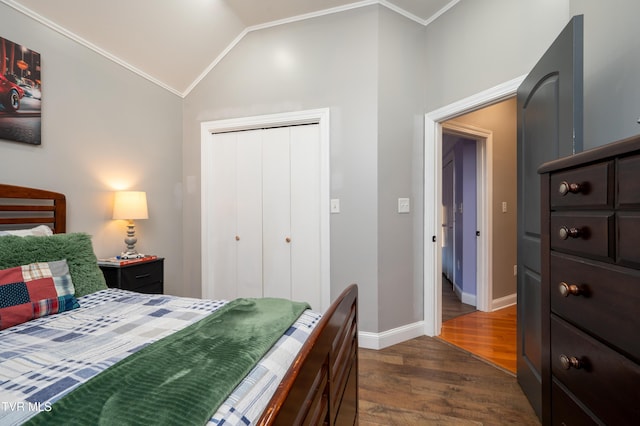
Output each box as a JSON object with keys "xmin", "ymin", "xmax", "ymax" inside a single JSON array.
[{"xmin": 201, "ymin": 108, "xmax": 331, "ymax": 311}]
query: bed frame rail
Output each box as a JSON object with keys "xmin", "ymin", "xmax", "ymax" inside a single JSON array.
[
  {"xmin": 0, "ymin": 184, "xmax": 66, "ymax": 233},
  {"xmin": 258, "ymin": 284, "xmax": 358, "ymax": 425}
]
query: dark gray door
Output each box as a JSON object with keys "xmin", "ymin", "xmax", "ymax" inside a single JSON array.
[{"xmin": 516, "ymin": 15, "xmax": 583, "ymax": 418}]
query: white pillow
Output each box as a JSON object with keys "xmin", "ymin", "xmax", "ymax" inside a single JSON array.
[{"xmin": 0, "ymin": 225, "xmax": 54, "ymax": 237}]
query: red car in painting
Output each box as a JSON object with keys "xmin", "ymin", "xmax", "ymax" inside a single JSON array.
[{"xmin": 0, "ymin": 74, "xmax": 24, "ymax": 112}]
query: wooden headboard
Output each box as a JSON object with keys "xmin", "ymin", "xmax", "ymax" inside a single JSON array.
[{"xmin": 0, "ymin": 184, "xmax": 66, "ymax": 233}]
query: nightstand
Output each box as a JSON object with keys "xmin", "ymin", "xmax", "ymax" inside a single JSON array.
[{"xmin": 99, "ymin": 258, "xmax": 164, "ymax": 294}]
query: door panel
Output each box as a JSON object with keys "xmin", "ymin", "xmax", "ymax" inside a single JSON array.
[
  {"xmin": 290, "ymin": 124, "xmax": 321, "ymax": 309},
  {"xmin": 207, "ymin": 132, "xmax": 238, "ymax": 300},
  {"xmin": 262, "ymin": 127, "xmax": 292, "ymax": 299},
  {"xmin": 516, "ymin": 15, "xmax": 583, "ymax": 419},
  {"xmin": 236, "ymin": 130, "xmax": 263, "ymax": 299}
]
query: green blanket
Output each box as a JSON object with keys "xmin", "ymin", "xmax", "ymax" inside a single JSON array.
[{"xmin": 26, "ymin": 297, "xmax": 310, "ymax": 426}]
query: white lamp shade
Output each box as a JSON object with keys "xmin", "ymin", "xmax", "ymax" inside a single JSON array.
[{"xmin": 112, "ymin": 191, "xmax": 148, "ymax": 220}]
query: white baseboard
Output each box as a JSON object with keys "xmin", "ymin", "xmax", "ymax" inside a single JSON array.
[
  {"xmin": 359, "ymin": 293, "xmax": 517, "ymax": 350},
  {"xmin": 491, "ymin": 292, "xmax": 516, "ymax": 311},
  {"xmin": 453, "ymin": 282, "xmax": 477, "ymax": 307},
  {"xmin": 359, "ymin": 320, "xmax": 424, "ymax": 350}
]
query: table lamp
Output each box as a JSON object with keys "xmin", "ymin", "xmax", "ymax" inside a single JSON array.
[{"xmin": 112, "ymin": 191, "xmax": 148, "ymax": 258}]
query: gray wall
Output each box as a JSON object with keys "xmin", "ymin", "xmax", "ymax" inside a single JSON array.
[
  {"xmin": 183, "ymin": 6, "xmax": 383, "ymax": 332},
  {"xmin": 183, "ymin": 5, "xmax": 428, "ymax": 333},
  {"xmin": 0, "ymin": 3, "xmax": 184, "ymax": 293},
  {"xmin": 377, "ymin": 8, "xmax": 427, "ymax": 329},
  {"xmin": 571, "ymin": 0, "xmax": 640, "ymax": 148},
  {"xmin": 424, "ymin": 0, "xmax": 571, "ymax": 111}
]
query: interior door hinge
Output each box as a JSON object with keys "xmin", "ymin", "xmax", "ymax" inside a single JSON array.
[{"xmin": 432, "ymin": 235, "xmax": 436, "ymax": 242}]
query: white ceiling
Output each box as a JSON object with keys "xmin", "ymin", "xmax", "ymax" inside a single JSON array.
[{"xmin": 3, "ymin": 0, "xmax": 457, "ymax": 97}]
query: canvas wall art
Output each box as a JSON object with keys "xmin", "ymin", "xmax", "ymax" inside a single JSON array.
[{"xmin": 0, "ymin": 35, "xmax": 41, "ymax": 145}]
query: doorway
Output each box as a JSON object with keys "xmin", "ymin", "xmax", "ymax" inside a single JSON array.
[
  {"xmin": 440, "ymin": 124, "xmax": 491, "ymax": 316},
  {"xmin": 423, "ymin": 77, "xmax": 523, "ymax": 338}
]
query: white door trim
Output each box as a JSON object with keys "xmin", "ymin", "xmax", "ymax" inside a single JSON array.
[
  {"xmin": 442, "ymin": 121, "xmax": 493, "ymax": 312},
  {"xmin": 201, "ymin": 108, "xmax": 331, "ymax": 312},
  {"xmin": 423, "ymin": 76, "xmax": 525, "ymax": 337}
]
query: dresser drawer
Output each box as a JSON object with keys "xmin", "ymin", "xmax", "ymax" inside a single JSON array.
[
  {"xmin": 617, "ymin": 154, "xmax": 640, "ymax": 208},
  {"xmin": 551, "ymin": 380, "xmax": 600, "ymax": 426},
  {"xmin": 550, "ymin": 161, "xmax": 613, "ymax": 209},
  {"xmin": 551, "ymin": 316, "xmax": 640, "ymax": 425},
  {"xmin": 550, "ymin": 252, "xmax": 640, "ymax": 361},
  {"xmin": 617, "ymin": 212, "xmax": 640, "ymax": 267},
  {"xmin": 550, "ymin": 212, "xmax": 614, "ymax": 261}
]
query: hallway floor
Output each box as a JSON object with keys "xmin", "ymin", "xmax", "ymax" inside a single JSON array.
[{"xmin": 439, "ymin": 277, "xmax": 518, "ymax": 374}]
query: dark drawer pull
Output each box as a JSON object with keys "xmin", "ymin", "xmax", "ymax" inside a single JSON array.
[
  {"xmin": 559, "ymin": 226, "xmax": 581, "ymax": 240},
  {"xmin": 558, "ymin": 181, "xmax": 582, "ymax": 196},
  {"xmin": 135, "ymin": 273, "xmax": 151, "ymax": 280},
  {"xmin": 559, "ymin": 354, "xmax": 582, "ymax": 370},
  {"xmin": 559, "ymin": 281, "xmax": 581, "ymax": 297}
]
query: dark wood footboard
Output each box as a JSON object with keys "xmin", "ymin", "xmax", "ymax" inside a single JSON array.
[{"xmin": 259, "ymin": 284, "xmax": 358, "ymax": 426}]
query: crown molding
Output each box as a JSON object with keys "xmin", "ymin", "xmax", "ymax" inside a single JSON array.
[
  {"xmin": 0, "ymin": 0, "xmax": 183, "ymax": 97},
  {"xmin": 2, "ymin": 0, "xmax": 459, "ymax": 98}
]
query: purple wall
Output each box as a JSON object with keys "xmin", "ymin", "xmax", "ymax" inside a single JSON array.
[{"xmin": 442, "ymin": 134, "xmax": 477, "ymax": 302}]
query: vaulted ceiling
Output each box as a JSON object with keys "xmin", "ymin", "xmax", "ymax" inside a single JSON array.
[{"xmin": 3, "ymin": 0, "xmax": 457, "ymax": 96}]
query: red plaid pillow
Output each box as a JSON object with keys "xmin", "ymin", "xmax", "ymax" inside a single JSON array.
[{"xmin": 0, "ymin": 260, "xmax": 80, "ymax": 330}]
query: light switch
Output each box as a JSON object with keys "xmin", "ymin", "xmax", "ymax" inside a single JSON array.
[
  {"xmin": 330, "ymin": 199, "xmax": 340, "ymax": 213},
  {"xmin": 398, "ymin": 198, "xmax": 410, "ymax": 213}
]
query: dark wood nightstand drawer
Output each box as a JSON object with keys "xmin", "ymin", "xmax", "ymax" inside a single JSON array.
[
  {"xmin": 550, "ymin": 161, "xmax": 613, "ymax": 209},
  {"xmin": 551, "ymin": 316, "xmax": 640, "ymax": 425},
  {"xmin": 99, "ymin": 258, "xmax": 164, "ymax": 294},
  {"xmin": 550, "ymin": 252, "xmax": 640, "ymax": 361},
  {"xmin": 120, "ymin": 261, "xmax": 162, "ymax": 291}
]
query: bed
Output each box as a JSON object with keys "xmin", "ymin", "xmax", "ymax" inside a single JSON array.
[{"xmin": 0, "ymin": 183, "xmax": 358, "ymax": 425}]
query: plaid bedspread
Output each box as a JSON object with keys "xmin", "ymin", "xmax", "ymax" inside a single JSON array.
[{"xmin": 0, "ymin": 289, "xmax": 320, "ymax": 425}]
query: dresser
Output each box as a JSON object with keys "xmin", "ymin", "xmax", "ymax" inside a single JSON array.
[
  {"xmin": 539, "ymin": 135, "xmax": 640, "ymax": 425},
  {"xmin": 99, "ymin": 258, "xmax": 164, "ymax": 294}
]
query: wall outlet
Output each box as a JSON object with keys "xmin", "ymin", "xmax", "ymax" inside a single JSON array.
[{"xmin": 502, "ymin": 201, "xmax": 508, "ymax": 213}]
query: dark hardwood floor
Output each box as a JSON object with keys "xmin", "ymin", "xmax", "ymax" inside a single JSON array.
[
  {"xmin": 357, "ymin": 276, "xmax": 538, "ymax": 425},
  {"xmin": 359, "ymin": 336, "xmax": 540, "ymax": 425}
]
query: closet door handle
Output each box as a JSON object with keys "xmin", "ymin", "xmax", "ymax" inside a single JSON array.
[
  {"xmin": 285, "ymin": 237, "xmax": 291, "ymax": 243},
  {"xmin": 235, "ymin": 235, "xmax": 240, "ymax": 241}
]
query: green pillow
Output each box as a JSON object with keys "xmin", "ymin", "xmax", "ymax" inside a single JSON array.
[{"xmin": 0, "ymin": 233, "xmax": 107, "ymax": 297}]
